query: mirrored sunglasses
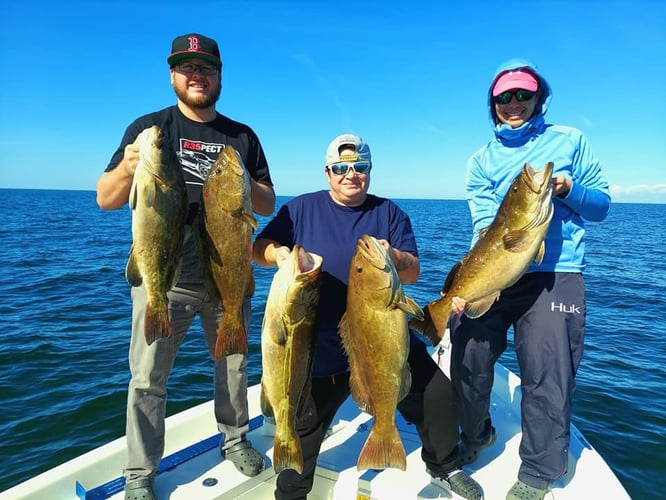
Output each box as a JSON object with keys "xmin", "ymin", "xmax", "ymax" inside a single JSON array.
[{"xmin": 327, "ymin": 161, "xmax": 372, "ymax": 176}]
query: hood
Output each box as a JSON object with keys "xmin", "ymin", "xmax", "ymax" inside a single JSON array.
[{"xmin": 488, "ymin": 58, "xmax": 552, "ymax": 140}]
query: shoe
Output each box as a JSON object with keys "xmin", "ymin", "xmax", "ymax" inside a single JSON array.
[
  {"xmin": 459, "ymin": 426, "xmax": 497, "ymax": 465},
  {"xmin": 430, "ymin": 469, "xmax": 484, "ymax": 500},
  {"xmin": 222, "ymin": 439, "xmax": 265, "ymax": 476},
  {"xmin": 124, "ymin": 478, "xmax": 155, "ymax": 500},
  {"xmin": 506, "ymin": 480, "xmax": 547, "ymax": 500}
]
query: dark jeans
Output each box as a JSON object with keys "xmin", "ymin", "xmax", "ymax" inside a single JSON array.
[{"xmin": 275, "ymin": 332, "xmax": 460, "ymax": 499}]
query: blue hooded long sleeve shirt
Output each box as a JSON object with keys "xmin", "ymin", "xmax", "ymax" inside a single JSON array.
[{"xmin": 466, "ymin": 59, "xmax": 611, "ymax": 273}]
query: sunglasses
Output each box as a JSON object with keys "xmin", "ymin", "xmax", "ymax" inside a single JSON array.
[
  {"xmin": 327, "ymin": 161, "xmax": 372, "ymax": 176},
  {"xmin": 176, "ymin": 62, "xmax": 219, "ymax": 75},
  {"xmin": 493, "ymin": 89, "xmax": 536, "ymax": 105}
]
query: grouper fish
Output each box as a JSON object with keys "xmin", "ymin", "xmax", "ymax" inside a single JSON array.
[
  {"xmin": 340, "ymin": 234, "xmax": 424, "ymax": 471},
  {"xmin": 260, "ymin": 245, "xmax": 323, "ymax": 473},
  {"xmin": 125, "ymin": 125, "xmax": 187, "ymax": 345},
  {"xmin": 201, "ymin": 145, "xmax": 258, "ymax": 359},
  {"xmin": 410, "ymin": 162, "xmax": 554, "ymax": 345}
]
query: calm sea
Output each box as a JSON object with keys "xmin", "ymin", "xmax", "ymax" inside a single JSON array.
[{"xmin": 0, "ymin": 189, "xmax": 664, "ymax": 498}]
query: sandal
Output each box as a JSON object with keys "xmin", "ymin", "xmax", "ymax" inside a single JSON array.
[
  {"xmin": 459, "ymin": 426, "xmax": 497, "ymax": 465},
  {"xmin": 506, "ymin": 479, "xmax": 547, "ymax": 500},
  {"xmin": 124, "ymin": 478, "xmax": 155, "ymax": 500},
  {"xmin": 223, "ymin": 439, "xmax": 265, "ymax": 477}
]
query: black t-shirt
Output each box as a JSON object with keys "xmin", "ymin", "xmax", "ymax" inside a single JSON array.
[
  {"xmin": 106, "ymin": 105, "xmax": 273, "ymax": 204},
  {"xmin": 107, "ymin": 105, "xmax": 273, "ymax": 285}
]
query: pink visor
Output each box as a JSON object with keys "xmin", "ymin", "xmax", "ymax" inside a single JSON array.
[{"xmin": 492, "ymin": 70, "xmax": 538, "ymax": 96}]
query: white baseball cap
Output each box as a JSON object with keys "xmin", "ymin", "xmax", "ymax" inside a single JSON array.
[{"xmin": 325, "ymin": 134, "xmax": 371, "ymax": 166}]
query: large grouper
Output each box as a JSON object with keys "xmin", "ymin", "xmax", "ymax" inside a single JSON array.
[
  {"xmin": 340, "ymin": 234, "xmax": 423, "ymax": 471},
  {"xmin": 200, "ymin": 144, "xmax": 258, "ymax": 359},
  {"xmin": 260, "ymin": 245, "xmax": 323, "ymax": 474},
  {"xmin": 125, "ymin": 125, "xmax": 187, "ymax": 345},
  {"xmin": 410, "ymin": 162, "xmax": 554, "ymax": 345}
]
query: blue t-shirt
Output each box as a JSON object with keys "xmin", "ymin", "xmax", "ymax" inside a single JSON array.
[{"xmin": 256, "ymin": 190, "xmax": 418, "ymax": 377}]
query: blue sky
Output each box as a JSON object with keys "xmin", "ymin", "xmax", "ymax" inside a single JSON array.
[{"xmin": 1, "ymin": 1, "xmax": 664, "ymax": 203}]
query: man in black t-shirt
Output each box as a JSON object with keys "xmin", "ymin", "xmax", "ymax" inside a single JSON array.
[{"xmin": 97, "ymin": 33, "xmax": 275, "ymax": 500}]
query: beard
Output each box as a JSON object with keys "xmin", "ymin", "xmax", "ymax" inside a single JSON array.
[{"xmin": 173, "ymin": 80, "xmax": 221, "ymax": 109}]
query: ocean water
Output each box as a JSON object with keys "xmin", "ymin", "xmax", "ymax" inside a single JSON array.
[{"xmin": 0, "ymin": 189, "xmax": 664, "ymax": 498}]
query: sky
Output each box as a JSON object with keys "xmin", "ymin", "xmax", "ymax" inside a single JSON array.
[{"xmin": 1, "ymin": 0, "xmax": 665, "ymax": 204}]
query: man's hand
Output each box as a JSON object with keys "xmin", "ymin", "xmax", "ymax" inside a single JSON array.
[
  {"xmin": 121, "ymin": 140, "xmax": 141, "ymax": 178},
  {"xmin": 275, "ymin": 246, "xmax": 291, "ymax": 268}
]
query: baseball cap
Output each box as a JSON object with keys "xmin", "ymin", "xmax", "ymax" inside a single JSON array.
[
  {"xmin": 167, "ymin": 33, "xmax": 222, "ymax": 68},
  {"xmin": 325, "ymin": 134, "xmax": 371, "ymax": 166},
  {"xmin": 492, "ymin": 69, "xmax": 538, "ymax": 96}
]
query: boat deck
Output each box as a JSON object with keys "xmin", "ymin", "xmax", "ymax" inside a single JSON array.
[{"xmin": 0, "ymin": 347, "xmax": 629, "ymax": 500}]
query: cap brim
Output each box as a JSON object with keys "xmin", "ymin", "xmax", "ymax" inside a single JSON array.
[{"xmin": 167, "ymin": 52, "xmax": 221, "ymax": 68}]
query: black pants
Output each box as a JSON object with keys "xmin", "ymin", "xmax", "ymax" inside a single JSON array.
[
  {"xmin": 275, "ymin": 332, "xmax": 460, "ymax": 499},
  {"xmin": 451, "ymin": 272, "xmax": 585, "ymax": 490}
]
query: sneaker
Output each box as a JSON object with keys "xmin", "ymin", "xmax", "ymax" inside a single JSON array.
[
  {"xmin": 124, "ymin": 478, "xmax": 155, "ymax": 500},
  {"xmin": 506, "ymin": 479, "xmax": 547, "ymax": 500},
  {"xmin": 430, "ymin": 469, "xmax": 484, "ymax": 500},
  {"xmin": 222, "ymin": 439, "xmax": 265, "ymax": 476},
  {"xmin": 459, "ymin": 426, "xmax": 497, "ymax": 465}
]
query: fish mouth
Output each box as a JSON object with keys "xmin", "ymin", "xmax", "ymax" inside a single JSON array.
[
  {"xmin": 290, "ymin": 245, "xmax": 322, "ymax": 279},
  {"xmin": 358, "ymin": 234, "xmax": 389, "ymax": 270},
  {"xmin": 523, "ymin": 162, "xmax": 554, "ymax": 196}
]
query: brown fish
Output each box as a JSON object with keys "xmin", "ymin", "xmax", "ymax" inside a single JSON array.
[
  {"xmin": 125, "ymin": 125, "xmax": 187, "ymax": 345},
  {"xmin": 410, "ymin": 162, "xmax": 554, "ymax": 345},
  {"xmin": 339, "ymin": 234, "xmax": 423, "ymax": 471},
  {"xmin": 201, "ymin": 145, "xmax": 258, "ymax": 358},
  {"xmin": 260, "ymin": 245, "xmax": 323, "ymax": 473}
]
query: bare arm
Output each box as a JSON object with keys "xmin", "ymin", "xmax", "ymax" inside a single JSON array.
[
  {"xmin": 96, "ymin": 141, "xmax": 140, "ymax": 210},
  {"xmin": 251, "ymin": 179, "xmax": 276, "ymax": 216},
  {"xmin": 252, "ymin": 238, "xmax": 290, "ymax": 267},
  {"xmin": 378, "ymin": 239, "xmax": 420, "ymax": 284}
]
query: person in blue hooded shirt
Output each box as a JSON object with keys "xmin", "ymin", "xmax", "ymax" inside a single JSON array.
[{"xmin": 449, "ymin": 59, "xmax": 610, "ymax": 500}]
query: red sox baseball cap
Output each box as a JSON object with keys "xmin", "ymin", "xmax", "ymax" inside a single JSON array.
[{"xmin": 167, "ymin": 33, "xmax": 222, "ymax": 68}]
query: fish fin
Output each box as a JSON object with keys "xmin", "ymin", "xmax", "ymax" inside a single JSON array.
[
  {"xmin": 214, "ymin": 316, "xmax": 248, "ymax": 359},
  {"xmin": 441, "ymin": 261, "xmax": 462, "ymax": 295},
  {"xmin": 409, "ymin": 302, "xmax": 449, "ymax": 346},
  {"xmin": 242, "ymin": 212, "xmax": 259, "ymax": 230},
  {"xmin": 357, "ymin": 423, "xmax": 406, "ymax": 471},
  {"xmin": 143, "ymin": 301, "xmax": 171, "ymax": 345},
  {"xmin": 534, "ymin": 241, "xmax": 546, "ymax": 265},
  {"xmin": 128, "ymin": 179, "xmax": 138, "ymax": 210},
  {"xmin": 273, "ymin": 422, "xmax": 303, "ymax": 474},
  {"xmin": 349, "ymin": 367, "xmax": 373, "ymax": 414},
  {"xmin": 397, "ymin": 365, "xmax": 411, "ymax": 402},
  {"xmin": 338, "ymin": 313, "xmax": 352, "ymax": 355},
  {"xmin": 464, "ymin": 293, "xmax": 499, "ymax": 319},
  {"xmin": 396, "ymin": 296, "xmax": 424, "ymax": 320},
  {"xmin": 340, "ymin": 313, "xmax": 373, "ymax": 413},
  {"xmin": 503, "ymin": 230, "xmax": 533, "ymax": 252},
  {"xmin": 271, "ymin": 323, "xmax": 288, "ymax": 346},
  {"xmin": 143, "ymin": 178, "xmax": 157, "ymax": 208},
  {"xmin": 260, "ymin": 383, "xmax": 275, "ymax": 420},
  {"xmin": 125, "ymin": 246, "xmax": 143, "ymax": 287}
]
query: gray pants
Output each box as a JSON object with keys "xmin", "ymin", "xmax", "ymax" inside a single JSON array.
[
  {"xmin": 124, "ymin": 284, "xmax": 251, "ymax": 482},
  {"xmin": 451, "ymin": 272, "xmax": 586, "ymax": 490}
]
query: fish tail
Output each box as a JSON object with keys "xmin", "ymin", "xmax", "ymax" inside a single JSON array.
[
  {"xmin": 357, "ymin": 424, "xmax": 406, "ymax": 471},
  {"xmin": 272, "ymin": 427, "xmax": 303, "ymax": 474},
  {"xmin": 408, "ymin": 305, "xmax": 443, "ymax": 346},
  {"xmin": 214, "ymin": 316, "xmax": 248, "ymax": 359},
  {"xmin": 144, "ymin": 302, "xmax": 171, "ymax": 345}
]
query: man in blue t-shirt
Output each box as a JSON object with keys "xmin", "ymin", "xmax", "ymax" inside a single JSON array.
[{"xmin": 253, "ymin": 134, "xmax": 483, "ymax": 500}]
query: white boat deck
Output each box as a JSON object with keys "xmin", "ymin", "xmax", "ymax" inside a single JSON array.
[{"xmin": 0, "ymin": 345, "xmax": 630, "ymax": 500}]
